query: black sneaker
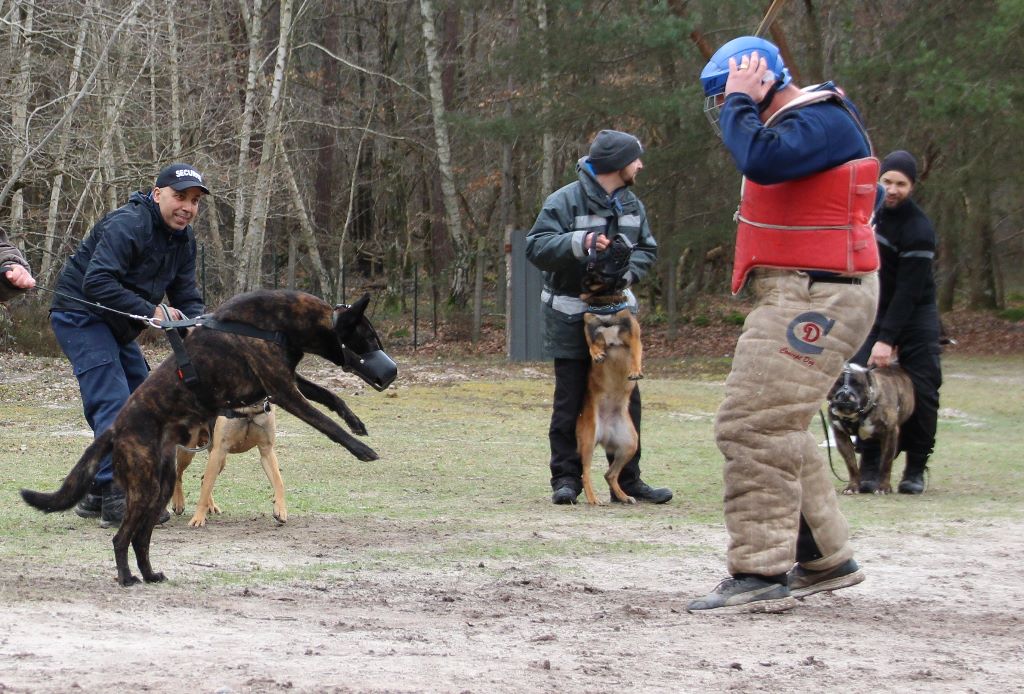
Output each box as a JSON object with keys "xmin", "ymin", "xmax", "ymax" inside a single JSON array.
[
  {"xmin": 688, "ymin": 576, "xmax": 797, "ymax": 614},
  {"xmin": 551, "ymin": 486, "xmax": 579, "ymax": 505},
  {"xmin": 788, "ymin": 558, "xmax": 865, "ymax": 599},
  {"xmin": 898, "ymin": 471, "xmax": 926, "ymax": 494},
  {"xmin": 613, "ymin": 480, "xmax": 673, "ymax": 504},
  {"xmin": 74, "ymin": 493, "xmax": 103, "ymax": 519}
]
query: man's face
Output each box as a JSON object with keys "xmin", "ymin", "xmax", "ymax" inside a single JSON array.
[
  {"xmin": 880, "ymin": 170, "xmax": 913, "ymax": 209},
  {"xmin": 620, "ymin": 158, "xmax": 643, "ymax": 187},
  {"xmin": 153, "ymin": 186, "xmax": 204, "ymax": 230}
]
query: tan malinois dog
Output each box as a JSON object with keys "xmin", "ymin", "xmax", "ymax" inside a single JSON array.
[
  {"xmin": 172, "ymin": 401, "xmax": 285, "ymax": 527},
  {"xmin": 577, "ymin": 297, "xmax": 643, "ymax": 505}
]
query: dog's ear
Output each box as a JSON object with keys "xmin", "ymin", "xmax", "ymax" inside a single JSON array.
[{"xmin": 335, "ymin": 293, "xmax": 370, "ymax": 332}]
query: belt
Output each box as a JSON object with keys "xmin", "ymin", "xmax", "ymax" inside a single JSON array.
[{"xmin": 810, "ymin": 276, "xmax": 862, "ymax": 285}]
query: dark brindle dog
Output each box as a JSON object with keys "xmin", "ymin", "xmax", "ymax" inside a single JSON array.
[
  {"xmin": 22, "ymin": 290, "xmax": 395, "ymax": 586},
  {"xmin": 827, "ymin": 362, "xmax": 915, "ymax": 495}
]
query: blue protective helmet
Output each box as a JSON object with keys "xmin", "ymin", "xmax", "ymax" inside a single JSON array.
[{"xmin": 699, "ymin": 36, "xmax": 792, "ymax": 98}]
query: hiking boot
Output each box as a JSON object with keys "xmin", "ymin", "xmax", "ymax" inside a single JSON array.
[
  {"xmin": 788, "ymin": 558, "xmax": 865, "ymax": 599},
  {"xmin": 551, "ymin": 485, "xmax": 579, "ymax": 505},
  {"xmin": 612, "ymin": 480, "xmax": 673, "ymax": 504},
  {"xmin": 99, "ymin": 489, "xmax": 171, "ymax": 528},
  {"xmin": 99, "ymin": 488, "xmax": 126, "ymax": 528},
  {"xmin": 898, "ymin": 452, "xmax": 928, "ymax": 494},
  {"xmin": 74, "ymin": 492, "xmax": 103, "ymax": 519},
  {"xmin": 688, "ymin": 575, "xmax": 797, "ymax": 614}
]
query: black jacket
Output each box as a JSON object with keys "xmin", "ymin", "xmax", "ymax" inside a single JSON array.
[
  {"xmin": 873, "ymin": 197, "xmax": 938, "ymax": 346},
  {"xmin": 51, "ymin": 191, "xmax": 205, "ymax": 344}
]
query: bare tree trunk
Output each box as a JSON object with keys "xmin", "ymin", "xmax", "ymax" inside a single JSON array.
[
  {"xmin": 278, "ymin": 132, "xmax": 330, "ymax": 293},
  {"xmin": 535, "ymin": 0, "xmax": 555, "ymax": 194},
  {"xmin": 40, "ymin": 2, "xmax": 90, "ymax": 283},
  {"xmin": 7, "ymin": 0, "xmax": 34, "ymax": 244},
  {"xmin": 237, "ymin": 0, "xmax": 292, "ymax": 292},
  {"xmin": 287, "ymin": 233, "xmax": 297, "ymax": 289},
  {"xmin": 419, "ymin": 0, "xmax": 469, "ymax": 305},
  {"xmin": 231, "ymin": 0, "xmax": 264, "ymax": 280},
  {"xmin": 167, "ymin": 10, "xmax": 182, "ymax": 157}
]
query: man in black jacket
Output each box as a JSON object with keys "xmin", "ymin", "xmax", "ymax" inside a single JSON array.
[
  {"xmin": 50, "ymin": 163, "xmax": 209, "ymax": 526},
  {"xmin": 526, "ymin": 130, "xmax": 672, "ymax": 506},
  {"xmin": 851, "ymin": 150, "xmax": 942, "ymax": 494}
]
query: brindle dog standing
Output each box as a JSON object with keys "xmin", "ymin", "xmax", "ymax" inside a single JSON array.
[
  {"xmin": 577, "ymin": 293, "xmax": 644, "ymax": 505},
  {"xmin": 22, "ymin": 290, "xmax": 388, "ymax": 586},
  {"xmin": 827, "ymin": 362, "xmax": 915, "ymax": 495},
  {"xmin": 172, "ymin": 402, "xmax": 284, "ymax": 528}
]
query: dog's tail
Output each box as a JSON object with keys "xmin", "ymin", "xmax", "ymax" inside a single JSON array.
[{"xmin": 20, "ymin": 430, "xmax": 113, "ymax": 512}]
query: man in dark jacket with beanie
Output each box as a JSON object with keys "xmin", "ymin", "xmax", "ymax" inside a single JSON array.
[
  {"xmin": 526, "ymin": 130, "xmax": 672, "ymax": 506},
  {"xmin": 851, "ymin": 150, "xmax": 942, "ymax": 494},
  {"xmin": 50, "ymin": 163, "xmax": 209, "ymax": 527}
]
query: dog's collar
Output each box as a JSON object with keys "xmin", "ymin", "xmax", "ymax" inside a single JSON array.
[{"xmin": 585, "ymin": 292, "xmax": 630, "ymax": 315}]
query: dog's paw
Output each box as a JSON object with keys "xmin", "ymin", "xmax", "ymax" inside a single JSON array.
[
  {"xmin": 143, "ymin": 571, "xmax": 167, "ymax": 583},
  {"xmin": 350, "ymin": 442, "xmax": 379, "ymax": 462},
  {"xmin": 628, "ymin": 373, "xmax": 644, "ymax": 381},
  {"xmin": 188, "ymin": 514, "xmax": 207, "ymax": 528},
  {"xmin": 117, "ymin": 573, "xmax": 141, "ymax": 587}
]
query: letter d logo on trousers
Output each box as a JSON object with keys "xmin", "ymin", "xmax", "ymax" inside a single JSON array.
[{"xmin": 786, "ymin": 312, "xmax": 834, "ymax": 355}]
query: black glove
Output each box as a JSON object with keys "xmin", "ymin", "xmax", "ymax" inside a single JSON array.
[{"xmin": 588, "ymin": 234, "xmax": 634, "ymax": 292}]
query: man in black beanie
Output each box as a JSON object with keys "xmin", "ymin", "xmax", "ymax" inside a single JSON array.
[
  {"xmin": 525, "ymin": 129, "xmax": 672, "ymax": 506},
  {"xmin": 850, "ymin": 149, "xmax": 942, "ymax": 494}
]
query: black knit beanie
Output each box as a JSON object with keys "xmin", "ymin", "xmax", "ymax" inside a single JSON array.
[
  {"xmin": 588, "ymin": 130, "xmax": 644, "ymax": 174},
  {"xmin": 880, "ymin": 150, "xmax": 917, "ymax": 183}
]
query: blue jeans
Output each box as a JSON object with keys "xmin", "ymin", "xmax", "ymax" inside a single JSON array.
[{"xmin": 51, "ymin": 311, "xmax": 150, "ymax": 487}]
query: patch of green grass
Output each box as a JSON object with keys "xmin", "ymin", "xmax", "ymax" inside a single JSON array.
[
  {"xmin": 997, "ymin": 306, "xmax": 1024, "ymax": 322},
  {"xmin": 3, "ymin": 353, "xmax": 1021, "ymax": 586}
]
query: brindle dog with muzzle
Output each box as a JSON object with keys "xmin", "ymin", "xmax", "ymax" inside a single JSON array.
[
  {"xmin": 22, "ymin": 290, "xmax": 396, "ymax": 586},
  {"xmin": 827, "ymin": 362, "xmax": 915, "ymax": 495}
]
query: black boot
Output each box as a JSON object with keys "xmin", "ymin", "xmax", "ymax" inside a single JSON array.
[
  {"xmin": 858, "ymin": 448, "xmax": 882, "ymax": 494},
  {"xmin": 898, "ymin": 452, "xmax": 928, "ymax": 494}
]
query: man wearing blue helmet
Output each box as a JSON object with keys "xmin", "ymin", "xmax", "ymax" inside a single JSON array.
[{"xmin": 688, "ymin": 37, "xmax": 880, "ymax": 614}]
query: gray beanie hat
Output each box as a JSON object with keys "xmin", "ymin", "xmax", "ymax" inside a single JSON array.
[
  {"xmin": 880, "ymin": 150, "xmax": 918, "ymax": 183},
  {"xmin": 588, "ymin": 130, "xmax": 644, "ymax": 174}
]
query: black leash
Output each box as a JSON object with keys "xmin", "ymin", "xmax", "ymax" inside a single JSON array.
[
  {"xmin": 30, "ymin": 284, "xmax": 162, "ymax": 327},
  {"xmin": 819, "ymin": 408, "xmax": 846, "ymax": 483}
]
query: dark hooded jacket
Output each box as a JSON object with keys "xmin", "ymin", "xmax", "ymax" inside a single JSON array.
[
  {"xmin": 525, "ymin": 158, "xmax": 657, "ymax": 359},
  {"xmin": 51, "ymin": 191, "xmax": 204, "ymax": 344}
]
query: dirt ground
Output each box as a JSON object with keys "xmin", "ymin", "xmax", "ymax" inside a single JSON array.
[
  {"xmin": 1, "ymin": 514, "xmax": 1022, "ymax": 693},
  {"xmin": 2, "ymin": 326, "xmax": 1023, "ymax": 693}
]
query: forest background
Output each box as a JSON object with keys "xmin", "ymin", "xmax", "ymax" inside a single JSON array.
[{"xmin": 2, "ymin": 0, "xmax": 1022, "ymax": 349}]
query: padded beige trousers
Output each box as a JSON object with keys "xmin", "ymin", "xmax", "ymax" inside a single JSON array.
[{"xmin": 715, "ymin": 270, "xmax": 879, "ymax": 577}]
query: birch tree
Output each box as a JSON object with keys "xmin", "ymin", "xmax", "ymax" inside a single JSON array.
[
  {"xmin": 419, "ymin": 0, "xmax": 470, "ymax": 305},
  {"xmin": 237, "ymin": 0, "xmax": 292, "ymax": 292}
]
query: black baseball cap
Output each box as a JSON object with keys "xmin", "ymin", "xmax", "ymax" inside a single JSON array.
[{"xmin": 155, "ymin": 163, "xmax": 210, "ymax": 194}]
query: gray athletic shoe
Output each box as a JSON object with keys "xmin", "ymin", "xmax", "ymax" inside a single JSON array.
[
  {"xmin": 688, "ymin": 576, "xmax": 797, "ymax": 614},
  {"xmin": 788, "ymin": 558, "xmax": 865, "ymax": 599}
]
